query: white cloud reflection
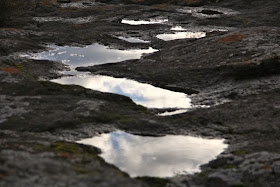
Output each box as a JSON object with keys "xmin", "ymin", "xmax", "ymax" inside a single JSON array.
[
  {"xmin": 170, "ymin": 26, "xmax": 188, "ymax": 31},
  {"xmin": 156, "ymin": 32, "xmax": 206, "ymax": 41},
  {"xmin": 52, "ymin": 75, "xmax": 192, "ymax": 109},
  {"xmin": 77, "ymin": 131, "xmax": 228, "ymax": 177},
  {"xmin": 118, "ymin": 36, "xmax": 150, "ymax": 43},
  {"xmin": 158, "ymin": 109, "xmax": 189, "ymax": 116},
  {"xmin": 28, "ymin": 43, "xmax": 158, "ymax": 68},
  {"xmin": 121, "ymin": 19, "xmax": 168, "ymax": 25}
]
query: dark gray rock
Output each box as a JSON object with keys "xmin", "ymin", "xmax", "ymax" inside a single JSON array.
[
  {"xmin": 0, "ymin": 0, "xmax": 280, "ymax": 186},
  {"xmin": 57, "ymin": 0, "xmax": 71, "ymax": 3}
]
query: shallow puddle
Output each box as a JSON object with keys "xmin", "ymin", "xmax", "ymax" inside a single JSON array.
[
  {"xmin": 118, "ymin": 36, "xmax": 150, "ymax": 43},
  {"xmin": 121, "ymin": 19, "xmax": 168, "ymax": 25},
  {"xmin": 171, "ymin": 26, "xmax": 188, "ymax": 31},
  {"xmin": 156, "ymin": 32, "xmax": 206, "ymax": 41},
  {"xmin": 158, "ymin": 109, "xmax": 189, "ymax": 116},
  {"xmin": 177, "ymin": 7, "xmax": 239, "ymax": 19},
  {"xmin": 52, "ymin": 74, "xmax": 191, "ymax": 109},
  {"xmin": 77, "ymin": 131, "xmax": 228, "ymax": 177},
  {"xmin": 27, "ymin": 43, "xmax": 158, "ymax": 68},
  {"xmin": 26, "ymin": 43, "xmax": 194, "ymax": 113},
  {"xmin": 171, "ymin": 25, "xmax": 231, "ymax": 33}
]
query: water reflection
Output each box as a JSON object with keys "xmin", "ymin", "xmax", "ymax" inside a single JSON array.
[
  {"xmin": 171, "ymin": 26, "xmax": 231, "ymax": 32},
  {"xmin": 77, "ymin": 131, "xmax": 228, "ymax": 177},
  {"xmin": 118, "ymin": 36, "xmax": 150, "ymax": 43},
  {"xmin": 121, "ymin": 19, "xmax": 168, "ymax": 25},
  {"xmin": 158, "ymin": 109, "xmax": 189, "ymax": 116},
  {"xmin": 177, "ymin": 7, "xmax": 239, "ymax": 19},
  {"xmin": 171, "ymin": 26, "xmax": 187, "ymax": 31},
  {"xmin": 156, "ymin": 32, "xmax": 206, "ymax": 41},
  {"xmin": 28, "ymin": 43, "xmax": 158, "ymax": 68},
  {"xmin": 52, "ymin": 74, "xmax": 191, "ymax": 109}
]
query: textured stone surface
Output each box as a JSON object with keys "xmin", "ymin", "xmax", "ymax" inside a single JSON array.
[{"xmin": 0, "ymin": 0, "xmax": 280, "ymax": 186}]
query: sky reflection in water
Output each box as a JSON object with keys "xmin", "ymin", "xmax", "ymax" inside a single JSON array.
[
  {"xmin": 52, "ymin": 74, "xmax": 191, "ymax": 109},
  {"xmin": 118, "ymin": 36, "xmax": 150, "ymax": 43},
  {"xmin": 77, "ymin": 131, "xmax": 228, "ymax": 177},
  {"xmin": 30, "ymin": 43, "xmax": 157, "ymax": 68},
  {"xmin": 156, "ymin": 32, "xmax": 206, "ymax": 41},
  {"xmin": 171, "ymin": 26, "xmax": 188, "ymax": 31},
  {"xmin": 121, "ymin": 19, "xmax": 168, "ymax": 25}
]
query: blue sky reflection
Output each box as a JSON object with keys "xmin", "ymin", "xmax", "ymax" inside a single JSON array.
[
  {"xmin": 77, "ymin": 131, "xmax": 228, "ymax": 177},
  {"xmin": 29, "ymin": 43, "xmax": 158, "ymax": 68},
  {"xmin": 52, "ymin": 74, "xmax": 191, "ymax": 109}
]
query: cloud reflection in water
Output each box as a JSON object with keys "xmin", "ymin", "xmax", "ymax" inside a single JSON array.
[
  {"xmin": 156, "ymin": 32, "xmax": 206, "ymax": 41},
  {"xmin": 52, "ymin": 74, "xmax": 191, "ymax": 109},
  {"xmin": 77, "ymin": 131, "xmax": 228, "ymax": 177},
  {"xmin": 29, "ymin": 43, "xmax": 158, "ymax": 68},
  {"xmin": 118, "ymin": 36, "xmax": 150, "ymax": 43},
  {"xmin": 121, "ymin": 19, "xmax": 168, "ymax": 25}
]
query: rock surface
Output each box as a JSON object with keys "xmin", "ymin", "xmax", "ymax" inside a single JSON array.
[{"xmin": 0, "ymin": 0, "xmax": 280, "ymax": 186}]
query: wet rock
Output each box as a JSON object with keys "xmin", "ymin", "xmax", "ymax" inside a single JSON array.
[
  {"xmin": 224, "ymin": 54, "xmax": 280, "ymax": 79},
  {"xmin": 57, "ymin": 0, "xmax": 71, "ymax": 3},
  {"xmin": 76, "ymin": 100, "xmax": 103, "ymax": 111},
  {"xmin": 97, "ymin": 0, "xmax": 221, "ymax": 6},
  {"xmin": 272, "ymin": 161, "xmax": 280, "ymax": 175},
  {"xmin": 0, "ymin": 131, "xmax": 145, "ymax": 187},
  {"xmin": 199, "ymin": 9, "xmax": 224, "ymax": 15},
  {"xmin": 0, "ymin": 95, "xmax": 31, "ymax": 124},
  {"xmin": 186, "ymin": 152, "xmax": 280, "ymax": 186},
  {"xmin": 0, "ymin": 0, "xmax": 280, "ymax": 186}
]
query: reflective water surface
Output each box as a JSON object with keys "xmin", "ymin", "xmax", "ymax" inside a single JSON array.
[
  {"xmin": 118, "ymin": 36, "xmax": 150, "ymax": 43},
  {"xmin": 171, "ymin": 26, "xmax": 231, "ymax": 33},
  {"xmin": 77, "ymin": 131, "xmax": 228, "ymax": 177},
  {"xmin": 52, "ymin": 74, "xmax": 192, "ymax": 109},
  {"xmin": 26, "ymin": 42, "xmax": 192, "ymax": 111},
  {"xmin": 171, "ymin": 26, "xmax": 187, "ymax": 31},
  {"xmin": 28, "ymin": 43, "xmax": 158, "ymax": 68},
  {"xmin": 156, "ymin": 32, "xmax": 206, "ymax": 41},
  {"xmin": 177, "ymin": 7, "xmax": 239, "ymax": 19},
  {"xmin": 121, "ymin": 19, "xmax": 168, "ymax": 25},
  {"xmin": 158, "ymin": 109, "xmax": 189, "ymax": 116}
]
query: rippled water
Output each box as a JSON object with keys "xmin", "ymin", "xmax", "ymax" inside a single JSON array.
[
  {"xmin": 28, "ymin": 43, "xmax": 157, "ymax": 68},
  {"xmin": 77, "ymin": 131, "xmax": 228, "ymax": 177},
  {"xmin": 52, "ymin": 74, "xmax": 192, "ymax": 109}
]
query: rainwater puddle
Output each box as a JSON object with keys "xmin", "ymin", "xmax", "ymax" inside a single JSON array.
[
  {"xmin": 121, "ymin": 19, "xmax": 168, "ymax": 25},
  {"xmin": 177, "ymin": 7, "xmax": 239, "ymax": 19},
  {"xmin": 27, "ymin": 43, "xmax": 158, "ymax": 68},
  {"xmin": 171, "ymin": 26, "xmax": 187, "ymax": 31},
  {"xmin": 171, "ymin": 25, "xmax": 231, "ymax": 32},
  {"xmin": 156, "ymin": 32, "xmax": 206, "ymax": 41},
  {"xmin": 158, "ymin": 109, "xmax": 189, "ymax": 116},
  {"xmin": 52, "ymin": 74, "xmax": 192, "ymax": 109},
  {"xmin": 118, "ymin": 36, "xmax": 150, "ymax": 43},
  {"xmin": 26, "ymin": 43, "xmax": 192, "ymax": 114},
  {"xmin": 77, "ymin": 131, "xmax": 228, "ymax": 178}
]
